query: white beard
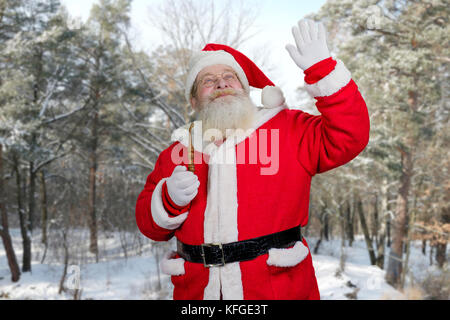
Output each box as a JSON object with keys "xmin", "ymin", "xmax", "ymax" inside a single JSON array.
[{"xmin": 197, "ymin": 91, "xmax": 257, "ymax": 140}]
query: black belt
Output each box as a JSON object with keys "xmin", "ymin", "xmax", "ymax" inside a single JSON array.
[{"xmin": 177, "ymin": 225, "xmax": 302, "ymax": 267}]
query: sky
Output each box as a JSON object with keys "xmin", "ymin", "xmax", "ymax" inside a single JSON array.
[{"xmin": 59, "ymin": 0, "xmax": 327, "ymax": 106}]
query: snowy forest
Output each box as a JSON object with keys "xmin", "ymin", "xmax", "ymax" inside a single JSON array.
[{"xmin": 0, "ymin": 0, "xmax": 448, "ymax": 300}]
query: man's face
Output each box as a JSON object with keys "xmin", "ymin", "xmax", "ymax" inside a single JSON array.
[{"xmin": 191, "ymin": 64, "xmax": 244, "ymax": 110}]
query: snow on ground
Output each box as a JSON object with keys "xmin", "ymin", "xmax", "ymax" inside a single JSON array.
[
  {"xmin": 0, "ymin": 254, "xmax": 173, "ymax": 300},
  {"xmin": 0, "ymin": 228, "xmax": 174, "ymax": 300},
  {"xmin": 0, "ymin": 230, "xmax": 446, "ymax": 300},
  {"xmin": 308, "ymin": 237, "xmax": 403, "ymax": 300},
  {"xmin": 309, "ymin": 235, "xmax": 449, "ymax": 300}
]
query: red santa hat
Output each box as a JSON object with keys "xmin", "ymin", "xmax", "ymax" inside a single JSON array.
[{"xmin": 185, "ymin": 43, "xmax": 285, "ymax": 108}]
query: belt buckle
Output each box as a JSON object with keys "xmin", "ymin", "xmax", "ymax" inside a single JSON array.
[{"xmin": 200, "ymin": 243, "xmax": 225, "ymax": 268}]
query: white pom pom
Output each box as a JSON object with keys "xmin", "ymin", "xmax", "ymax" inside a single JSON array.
[{"xmin": 261, "ymin": 86, "xmax": 285, "ymax": 108}]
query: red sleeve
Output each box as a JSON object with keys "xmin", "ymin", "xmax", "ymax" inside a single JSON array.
[
  {"xmin": 135, "ymin": 148, "xmax": 177, "ymax": 241},
  {"xmin": 295, "ymin": 58, "xmax": 370, "ymax": 175}
]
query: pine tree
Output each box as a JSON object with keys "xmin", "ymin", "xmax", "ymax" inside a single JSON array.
[
  {"xmin": 66, "ymin": 0, "xmax": 134, "ymax": 259},
  {"xmin": 0, "ymin": 0, "xmax": 82, "ymax": 272},
  {"xmin": 313, "ymin": 0, "xmax": 449, "ymax": 288},
  {"xmin": 0, "ymin": 143, "xmax": 21, "ymax": 282}
]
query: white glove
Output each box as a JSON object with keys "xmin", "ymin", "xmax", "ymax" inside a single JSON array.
[
  {"xmin": 286, "ymin": 19, "xmax": 331, "ymax": 71},
  {"xmin": 166, "ymin": 166, "xmax": 200, "ymax": 207}
]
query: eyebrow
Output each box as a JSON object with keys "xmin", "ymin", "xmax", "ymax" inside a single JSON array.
[{"xmin": 199, "ymin": 68, "xmax": 235, "ymax": 78}]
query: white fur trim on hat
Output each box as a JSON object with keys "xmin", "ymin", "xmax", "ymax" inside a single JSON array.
[
  {"xmin": 185, "ymin": 50, "xmax": 249, "ymax": 102},
  {"xmin": 261, "ymin": 85, "xmax": 286, "ymax": 108}
]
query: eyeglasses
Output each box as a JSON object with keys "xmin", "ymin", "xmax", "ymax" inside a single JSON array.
[{"xmin": 199, "ymin": 71, "xmax": 239, "ymax": 88}]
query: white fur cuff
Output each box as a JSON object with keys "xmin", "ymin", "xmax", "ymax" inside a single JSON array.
[
  {"xmin": 160, "ymin": 251, "xmax": 185, "ymax": 276},
  {"xmin": 151, "ymin": 178, "xmax": 188, "ymax": 230},
  {"xmin": 305, "ymin": 59, "xmax": 352, "ymax": 98},
  {"xmin": 266, "ymin": 241, "xmax": 309, "ymax": 267}
]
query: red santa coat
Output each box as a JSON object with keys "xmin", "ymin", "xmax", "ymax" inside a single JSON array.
[{"xmin": 135, "ymin": 58, "xmax": 370, "ymax": 300}]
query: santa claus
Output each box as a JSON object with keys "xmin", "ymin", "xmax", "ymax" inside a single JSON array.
[{"xmin": 135, "ymin": 19, "xmax": 370, "ymax": 300}]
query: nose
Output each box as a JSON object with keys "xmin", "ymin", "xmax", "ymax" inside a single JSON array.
[{"xmin": 215, "ymin": 77, "xmax": 230, "ymax": 89}]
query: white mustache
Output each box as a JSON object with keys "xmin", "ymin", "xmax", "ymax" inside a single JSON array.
[{"xmin": 209, "ymin": 88, "xmax": 237, "ymax": 100}]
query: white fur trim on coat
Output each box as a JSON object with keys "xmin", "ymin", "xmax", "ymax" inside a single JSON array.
[
  {"xmin": 202, "ymin": 144, "xmax": 243, "ymax": 300},
  {"xmin": 305, "ymin": 59, "xmax": 352, "ymax": 98},
  {"xmin": 150, "ymin": 178, "xmax": 188, "ymax": 230},
  {"xmin": 160, "ymin": 251, "xmax": 185, "ymax": 276},
  {"xmin": 266, "ymin": 241, "xmax": 309, "ymax": 267}
]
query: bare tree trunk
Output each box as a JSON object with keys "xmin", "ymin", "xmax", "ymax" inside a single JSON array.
[
  {"xmin": 435, "ymin": 242, "xmax": 447, "ymax": 268},
  {"xmin": 39, "ymin": 170, "xmax": 48, "ymax": 264},
  {"xmin": 373, "ymin": 193, "xmax": 385, "ymax": 268},
  {"xmin": 429, "ymin": 242, "xmax": 434, "ymax": 266},
  {"xmin": 324, "ymin": 209, "xmax": 329, "ymax": 241},
  {"xmin": 436, "ymin": 188, "xmax": 449, "ymax": 268},
  {"xmin": 375, "ymin": 216, "xmax": 387, "ymax": 269},
  {"xmin": 376, "ymin": 179, "xmax": 390, "ymax": 269},
  {"xmin": 386, "ymin": 215, "xmax": 391, "ymax": 248},
  {"xmin": 376, "ymin": 229, "xmax": 386, "ymax": 269},
  {"xmin": 119, "ymin": 230, "xmax": 128, "ymax": 260},
  {"xmin": 28, "ymin": 159, "xmax": 36, "ymax": 233},
  {"xmin": 58, "ymin": 231, "xmax": 69, "ymax": 294},
  {"xmin": 88, "ymin": 110, "xmax": 99, "ymax": 261},
  {"xmin": 313, "ymin": 206, "xmax": 327, "ymax": 254},
  {"xmin": 13, "ymin": 155, "xmax": 32, "ymax": 272},
  {"xmin": 339, "ymin": 203, "xmax": 346, "ymax": 273},
  {"xmin": 0, "ymin": 2, "xmax": 5, "ymax": 25},
  {"xmin": 28, "ymin": 48, "xmax": 42, "ymax": 233},
  {"xmin": 371, "ymin": 194, "xmax": 379, "ymax": 243},
  {"xmin": 401, "ymin": 199, "xmax": 417, "ymax": 289},
  {"xmin": 0, "ymin": 144, "xmax": 21, "ymax": 282},
  {"xmin": 313, "ymin": 232, "xmax": 322, "ymax": 255},
  {"xmin": 357, "ymin": 195, "xmax": 377, "ymax": 265},
  {"xmin": 386, "ymin": 149, "xmax": 413, "ymax": 288},
  {"xmin": 346, "ymin": 200, "xmax": 354, "ymax": 247},
  {"xmin": 40, "ymin": 170, "xmax": 48, "ymax": 245},
  {"xmin": 382, "ymin": 179, "xmax": 393, "ymax": 249},
  {"xmin": 435, "ymin": 206, "xmax": 449, "ymax": 268}
]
